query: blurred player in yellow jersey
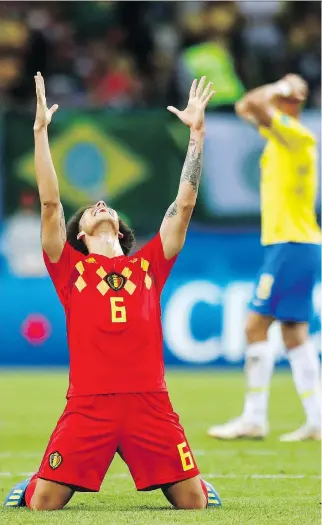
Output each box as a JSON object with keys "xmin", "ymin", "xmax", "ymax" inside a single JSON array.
[{"xmin": 208, "ymin": 74, "xmax": 321, "ymax": 442}]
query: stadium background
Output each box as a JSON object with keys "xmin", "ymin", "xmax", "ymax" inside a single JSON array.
[
  {"xmin": 0, "ymin": 0, "xmax": 320, "ymax": 367},
  {"xmin": 0, "ymin": 3, "xmax": 321, "ymax": 525}
]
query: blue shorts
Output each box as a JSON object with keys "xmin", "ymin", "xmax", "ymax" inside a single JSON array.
[{"xmin": 250, "ymin": 242, "xmax": 321, "ymax": 323}]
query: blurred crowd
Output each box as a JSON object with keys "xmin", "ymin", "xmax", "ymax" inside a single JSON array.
[{"xmin": 0, "ymin": 0, "xmax": 320, "ymax": 110}]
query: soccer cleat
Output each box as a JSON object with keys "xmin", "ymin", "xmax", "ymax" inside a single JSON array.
[
  {"xmin": 207, "ymin": 416, "xmax": 268, "ymax": 440},
  {"xmin": 279, "ymin": 424, "xmax": 321, "ymax": 442},
  {"xmin": 4, "ymin": 477, "xmax": 31, "ymax": 507},
  {"xmin": 203, "ymin": 480, "xmax": 222, "ymax": 508}
]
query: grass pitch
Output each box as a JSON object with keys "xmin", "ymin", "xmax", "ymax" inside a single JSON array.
[{"xmin": 0, "ymin": 370, "xmax": 320, "ymax": 525}]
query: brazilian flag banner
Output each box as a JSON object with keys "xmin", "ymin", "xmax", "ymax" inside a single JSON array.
[{"xmin": 3, "ymin": 109, "xmax": 190, "ymax": 235}]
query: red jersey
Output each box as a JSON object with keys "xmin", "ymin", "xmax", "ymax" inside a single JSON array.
[{"xmin": 43, "ymin": 234, "xmax": 177, "ymax": 397}]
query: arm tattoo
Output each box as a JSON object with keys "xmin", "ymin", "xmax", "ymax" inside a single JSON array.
[
  {"xmin": 59, "ymin": 203, "xmax": 66, "ymax": 243},
  {"xmin": 180, "ymin": 138, "xmax": 203, "ymax": 193},
  {"xmin": 165, "ymin": 201, "xmax": 178, "ymax": 219}
]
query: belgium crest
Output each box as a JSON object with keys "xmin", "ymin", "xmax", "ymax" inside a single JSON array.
[
  {"xmin": 49, "ymin": 451, "xmax": 63, "ymax": 470},
  {"xmin": 106, "ymin": 273, "xmax": 125, "ymax": 291}
]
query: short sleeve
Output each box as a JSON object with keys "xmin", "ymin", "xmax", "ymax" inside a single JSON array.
[
  {"xmin": 270, "ymin": 110, "xmax": 316, "ymax": 149},
  {"xmin": 135, "ymin": 233, "xmax": 177, "ymax": 293},
  {"xmin": 43, "ymin": 242, "xmax": 79, "ymax": 305}
]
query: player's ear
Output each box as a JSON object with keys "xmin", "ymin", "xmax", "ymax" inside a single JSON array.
[{"xmin": 77, "ymin": 231, "xmax": 85, "ymax": 241}]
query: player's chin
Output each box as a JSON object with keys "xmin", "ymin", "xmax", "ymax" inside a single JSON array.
[{"xmin": 93, "ymin": 214, "xmax": 118, "ymax": 230}]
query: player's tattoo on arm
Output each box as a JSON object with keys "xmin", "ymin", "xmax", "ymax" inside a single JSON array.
[
  {"xmin": 180, "ymin": 138, "xmax": 203, "ymax": 193},
  {"xmin": 162, "ymin": 134, "xmax": 203, "ymax": 233},
  {"xmin": 59, "ymin": 203, "xmax": 67, "ymax": 243},
  {"xmin": 165, "ymin": 201, "xmax": 178, "ymax": 218}
]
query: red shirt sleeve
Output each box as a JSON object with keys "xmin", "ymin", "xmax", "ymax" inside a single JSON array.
[
  {"xmin": 43, "ymin": 242, "xmax": 80, "ymax": 306},
  {"xmin": 135, "ymin": 233, "xmax": 177, "ymax": 294}
]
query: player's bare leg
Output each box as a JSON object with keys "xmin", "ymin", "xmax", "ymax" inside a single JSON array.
[
  {"xmin": 162, "ymin": 475, "xmax": 220, "ymax": 509},
  {"xmin": 28, "ymin": 478, "xmax": 74, "ymax": 510},
  {"xmin": 4, "ymin": 475, "xmax": 74, "ymax": 510},
  {"xmin": 208, "ymin": 312, "xmax": 275, "ymax": 439},
  {"xmin": 162, "ymin": 477, "xmax": 206, "ymax": 509},
  {"xmin": 280, "ymin": 322, "xmax": 321, "ymax": 442}
]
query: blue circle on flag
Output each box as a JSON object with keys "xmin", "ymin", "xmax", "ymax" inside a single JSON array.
[{"xmin": 65, "ymin": 143, "xmax": 106, "ymax": 189}]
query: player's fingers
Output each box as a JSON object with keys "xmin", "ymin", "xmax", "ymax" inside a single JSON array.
[
  {"xmin": 200, "ymin": 82, "xmax": 213, "ymax": 103},
  {"xmin": 36, "ymin": 71, "xmax": 42, "ymax": 84},
  {"xmin": 167, "ymin": 106, "xmax": 180, "ymax": 117},
  {"xmin": 297, "ymin": 85, "xmax": 307, "ymax": 101},
  {"xmin": 37, "ymin": 71, "xmax": 45, "ymax": 94},
  {"xmin": 196, "ymin": 76, "xmax": 206, "ymax": 98},
  {"xmin": 296, "ymin": 92, "xmax": 306, "ymax": 102},
  {"xmin": 202, "ymin": 90, "xmax": 216, "ymax": 108},
  {"xmin": 34, "ymin": 76, "xmax": 42, "ymax": 99},
  {"xmin": 49, "ymin": 104, "xmax": 59, "ymax": 116},
  {"xmin": 189, "ymin": 79, "xmax": 197, "ymax": 99}
]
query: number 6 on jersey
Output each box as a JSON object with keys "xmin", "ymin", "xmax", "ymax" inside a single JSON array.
[{"xmin": 110, "ymin": 297, "xmax": 126, "ymax": 323}]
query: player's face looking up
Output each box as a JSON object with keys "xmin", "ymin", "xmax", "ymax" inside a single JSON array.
[
  {"xmin": 79, "ymin": 201, "xmax": 120, "ymax": 238},
  {"xmin": 66, "ymin": 203, "xmax": 135, "ymax": 256}
]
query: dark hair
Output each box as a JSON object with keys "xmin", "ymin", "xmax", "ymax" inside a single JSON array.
[{"xmin": 66, "ymin": 206, "xmax": 135, "ymax": 256}]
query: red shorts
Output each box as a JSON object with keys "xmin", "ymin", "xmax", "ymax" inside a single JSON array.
[{"xmin": 37, "ymin": 392, "xmax": 199, "ymax": 491}]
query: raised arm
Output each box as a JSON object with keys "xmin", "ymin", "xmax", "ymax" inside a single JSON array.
[
  {"xmin": 160, "ymin": 77, "xmax": 215, "ymax": 259},
  {"xmin": 34, "ymin": 71, "xmax": 63, "ymax": 262},
  {"xmin": 235, "ymin": 74, "xmax": 307, "ymax": 128}
]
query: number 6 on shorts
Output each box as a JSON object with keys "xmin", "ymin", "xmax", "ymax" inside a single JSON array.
[{"xmin": 177, "ymin": 441, "xmax": 195, "ymax": 471}]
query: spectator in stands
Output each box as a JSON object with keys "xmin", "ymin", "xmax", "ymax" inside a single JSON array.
[
  {"xmin": 286, "ymin": 13, "xmax": 321, "ymax": 108},
  {"xmin": 0, "ymin": 0, "xmax": 320, "ymax": 109},
  {"xmin": 238, "ymin": 0, "xmax": 286, "ymax": 86},
  {"xmin": 175, "ymin": 2, "xmax": 245, "ymax": 108},
  {"xmin": 0, "ymin": 3, "xmax": 29, "ymax": 105}
]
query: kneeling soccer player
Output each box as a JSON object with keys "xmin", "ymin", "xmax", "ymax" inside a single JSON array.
[{"xmin": 5, "ymin": 73, "xmax": 221, "ymax": 510}]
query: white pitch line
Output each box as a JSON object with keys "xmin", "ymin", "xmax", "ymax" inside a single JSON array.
[
  {"xmin": 245, "ymin": 450, "xmax": 277, "ymax": 456},
  {"xmin": 0, "ymin": 472, "xmax": 320, "ymax": 480},
  {"xmin": 0, "ymin": 472, "xmax": 34, "ymax": 477},
  {"xmin": 0, "ymin": 452, "xmax": 40, "ymax": 459},
  {"xmin": 194, "ymin": 449, "xmax": 277, "ymax": 457},
  {"xmin": 206, "ymin": 474, "xmax": 321, "ymax": 480},
  {"xmin": 1, "ymin": 448, "xmax": 316, "ymax": 460}
]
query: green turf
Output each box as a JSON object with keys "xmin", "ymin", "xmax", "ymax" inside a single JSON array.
[{"xmin": 0, "ymin": 370, "xmax": 320, "ymax": 525}]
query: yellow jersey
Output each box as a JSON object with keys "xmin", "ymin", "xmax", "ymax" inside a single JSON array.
[{"xmin": 260, "ymin": 110, "xmax": 321, "ymax": 245}]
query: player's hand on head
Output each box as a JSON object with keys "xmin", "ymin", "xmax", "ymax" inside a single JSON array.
[
  {"xmin": 167, "ymin": 76, "xmax": 215, "ymax": 131},
  {"xmin": 34, "ymin": 71, "xmax": 59, "ymax": 131},
  {"xmin": 285, "ymin": 74, "xmax": 308, "ymax": 102},
  {"xmin": 278, "ymin": 74, "xmax": 308, "ymax": 103}
]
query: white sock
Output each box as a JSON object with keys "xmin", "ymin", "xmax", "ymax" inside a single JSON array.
[
  {"xmin": 243, "ymin": 341, "xmax": 275, "ymax": 425},
  {"xmin": 288, "ymin": 340, "xmax": 321, "ymax": 427}
]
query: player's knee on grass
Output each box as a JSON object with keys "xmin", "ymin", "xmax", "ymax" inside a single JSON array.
[
  {"xmin": 30, "ymin": 479, "xmax": 73, "ymax": 511},
  {"xmin": 245, "ymin": 312, "xmax": 273, "ymax": 344},
  {"xmin": 281, "ymin": 322, "xmax": 308, "ymax": 350},
  {"xmin": 162, "ymin": 477, "xmax": 207, "ymax": 510}
]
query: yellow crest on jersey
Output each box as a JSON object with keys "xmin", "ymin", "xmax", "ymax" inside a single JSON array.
[
  {"xmin": 49, "ymin": 451, "xmax": 63, "ymax": 470},
  {"xmin": 106, "ymin": 273, "xmax": 125, "ymax": 291}
]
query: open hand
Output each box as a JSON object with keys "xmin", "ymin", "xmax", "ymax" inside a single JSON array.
[
  {"xmin": 34, "ymin": 72, "xmax": 58, "ymax": 131},
  {"xmin": 167, "ymin": 76, "xmax": 215, "ymax": 131}
]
